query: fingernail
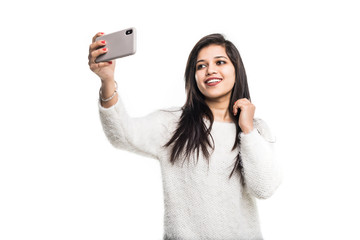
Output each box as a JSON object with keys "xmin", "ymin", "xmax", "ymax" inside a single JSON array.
[
  {"xmin": 108, "ymin": 61, "xmax": 112, "ymax": 64},
  {"xmin": 100, "ymin": 32, "xmax": 104, "ymax": 35},
  {"xmin": 102, "ymin": 48, "xmax": 107, "ymax": 51},
  {"xmin": 101, "ymin": 40, "xmax": 106, "ymax": 44}
]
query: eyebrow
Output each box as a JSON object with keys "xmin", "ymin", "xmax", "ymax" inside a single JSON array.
[{"xmin": 196, "ymin": 56, "xmax": 228, "ymax": 64}]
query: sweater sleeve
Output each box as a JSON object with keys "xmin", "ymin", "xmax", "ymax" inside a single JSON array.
[
  {"xmin": 239, "ymin": 118, "xmax": 282, "ymax": 199},
  {"xmin": 98, "ymin": 95, "xmax": 174, "ymax": 161}
]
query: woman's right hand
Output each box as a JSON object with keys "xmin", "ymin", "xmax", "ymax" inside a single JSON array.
[{"xmin": 88, "ymin": 32, "xmax": 116, "ymax": 82}]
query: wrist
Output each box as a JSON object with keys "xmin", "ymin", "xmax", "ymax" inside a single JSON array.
[
  {"xmin": 101, "ymin": 77, "xmax": 115, "ymax": 84},
  {"xmin": 99, "ymin": 81, "xmax": 118, "ymax": 102},
  {"xmin": 241, "ymin": 126, "xmax": 254, "ymax": 134}
]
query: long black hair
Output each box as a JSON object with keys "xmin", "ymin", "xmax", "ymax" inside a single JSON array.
[{"xmin": 163, "ymin": 33, "xmax": 251, "ymax": 185}]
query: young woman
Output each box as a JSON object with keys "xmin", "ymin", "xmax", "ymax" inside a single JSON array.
[{"xmin": 88, "ymin": 32, "xmax": 282, "ymax": 240}]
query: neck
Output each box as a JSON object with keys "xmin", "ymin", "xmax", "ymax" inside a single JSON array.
[{"xmin": 205, "ymin": 96, "xmax": 232, "ymax": 122}]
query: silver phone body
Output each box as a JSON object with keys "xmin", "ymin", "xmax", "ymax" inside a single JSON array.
[{"xmin": 95, "ymin": 27, "xmax": 136, "ymax": 63}]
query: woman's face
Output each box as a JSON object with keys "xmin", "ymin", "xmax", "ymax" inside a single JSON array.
[{"xmin": 195, "ymin": 44, "xmax": 236, "ymax": 101}]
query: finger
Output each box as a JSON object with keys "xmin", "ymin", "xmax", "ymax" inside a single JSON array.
[
  {"xmin": 233, "ymin": 99, "xmax": 246, "ymax": 107},
  {"xmin": 233, "ymin": 99, "xmax": 250, "ymax": 107},
  {"xmin": 89, "ymin": 61, "xmax": 113, "ymax": 71},
  {"xmin": 92, "ymin": 32, "xmax": 104, "ymax": 43},
  {"xmin": 89, "ymin": 39, "xmax": 107, "ymax": 52},
  {"xmin": 233, "ymin": 101, "xmax": 241, "ymax": 115},
  {"xmin": 233, "ymin": 99, "xmax": 247, "ymax": 115},
  {"xmin": 233, "ymin": 106, "xmax": 240, "ymax": 115},
  {"xmin": 238, "ymin": 98, "xmax": 250, "ymax": 103},
  {"xmin": 89, "ymin": 47, "xmax": 108, "ymax": 63}
]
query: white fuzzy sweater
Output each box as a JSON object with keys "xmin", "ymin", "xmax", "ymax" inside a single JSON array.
[{"xmin": 98, "ymin": 95, "xmax": 282, "ymax": 240}]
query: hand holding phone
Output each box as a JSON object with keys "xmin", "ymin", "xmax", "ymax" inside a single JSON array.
[
  {"xmin": 88, "ymin": 32, "xmax": 115, "ymax": 82},
  {"xmin": 95, "ymin": 28, "xmax": 137, "ymax": 63}
]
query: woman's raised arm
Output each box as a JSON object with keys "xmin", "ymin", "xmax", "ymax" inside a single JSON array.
[{"xmin": 89, "ymin": 32, "xmax": 178, "ymax": 161}]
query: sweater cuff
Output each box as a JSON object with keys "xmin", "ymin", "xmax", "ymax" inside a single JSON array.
[
  {"xmin": 98, "ymin": 97, "xmax": 120, "ymax": 112},
  {"xmin": 239, "ymin": 128, "xmax": 262, "ymax": 147}
]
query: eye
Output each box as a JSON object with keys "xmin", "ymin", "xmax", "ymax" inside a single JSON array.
[
  {"xmin": 216, "ymin": 60, "xmax": 226, "ymax": 65},
  {"xmin": 196, "ymin": 64, "xmax": 206, "ymax": 70}
]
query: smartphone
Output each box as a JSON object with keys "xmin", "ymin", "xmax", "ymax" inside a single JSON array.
[{"xmin": 95, "ymin": 27, "xmax": 136, "ymax": 63}]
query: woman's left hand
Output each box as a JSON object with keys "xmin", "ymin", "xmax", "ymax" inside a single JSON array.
[{"xmin": 233, "ymin": 98, "xmax": 255, "ymax": 134}]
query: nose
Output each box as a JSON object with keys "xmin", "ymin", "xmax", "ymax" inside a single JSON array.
[{"xmin": 206, "ymin": 63, "xmax": 218, "ymax": 76}]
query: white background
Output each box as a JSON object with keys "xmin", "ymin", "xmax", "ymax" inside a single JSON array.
[{"xmin": 1, "ymin": 0, "xmax": 359, "ymax": 239}]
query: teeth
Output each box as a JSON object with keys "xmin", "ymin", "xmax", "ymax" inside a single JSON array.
[{"xmin": 206, "ymin": 79, "xmax": 221, "ymax": 83}]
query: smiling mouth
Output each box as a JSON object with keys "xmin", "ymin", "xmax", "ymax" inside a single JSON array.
[
  {"xmin": 205, "ymin": 79, "xmax": 222, "ymax": 86},
  {"xmin": 206, "ymin": 79, "xmax": 221, "ymax": 84}
]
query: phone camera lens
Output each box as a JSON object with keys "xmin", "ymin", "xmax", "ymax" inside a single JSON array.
[{"xmin": 126, "ymin": 29, "xmax": 133, "ymax": 35}]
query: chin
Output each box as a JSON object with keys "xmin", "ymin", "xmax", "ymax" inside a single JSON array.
[{"xmin": 205, "ymin": 90, "xmax": 232, "ymax": 98}]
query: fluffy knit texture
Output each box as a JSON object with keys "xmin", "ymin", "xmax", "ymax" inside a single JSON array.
[{"xmin": 98, "ymin": 95, "xmax": 282, "ymax": 240}]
